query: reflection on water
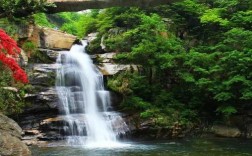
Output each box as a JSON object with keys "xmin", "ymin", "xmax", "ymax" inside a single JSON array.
[{"xmin": 31, "ymin": 137, "xmax": 252, "ymax": 156}]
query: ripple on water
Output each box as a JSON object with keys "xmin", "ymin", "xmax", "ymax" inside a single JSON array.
[{"xmin": 31, "ymin": 138, "xmax": 252, "ymax": 156}]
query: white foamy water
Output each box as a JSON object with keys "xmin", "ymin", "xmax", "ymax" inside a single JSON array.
[{"xmin": 56, "ymin": 40, "xmax": 129, "ymax": 147}]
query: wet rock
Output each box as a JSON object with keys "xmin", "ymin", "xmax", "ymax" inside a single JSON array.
[
  {"xmin": 32, "ymin": 64, "xmax": 59, "ymax": 73},
  {"xmin": 29, "ymin": 64, "xmax": 58, "ymax": 86},
  {"xmin": 2, "ymin": 87, "xmax": 18, "ymax": 92},
  {"xmin": 92, "ymin": 52, "xmax": 140, "ymax": 75},
  {"xmin": 98, "ymin": 63, "xmax": 139, "ymax": 75},
  {"xmin": 24, "ymin": 130, "xmax": 40, "ymax": 135},
  {"xmin": 18, "ymin": 86, "xmax": 59, "ymax": 138},
  {"xmin": 86, "ymin": 32, "xmax": 98, "ymax": 43},
  {"xmin": 39, "ymin": 48, "xmax": 59, "ymax": 60},
  {"xmin": 0, "ymin": 113, "xmax": 31, "ymax": 156},
  {"xmin": 212, "ymin": 125, "xmax": 241, "ymax": 138},
  {"xmin": 24, "ymin": 87, "xmax": 59, "ymax": 112},
  {"xmin": 97, "ymin": 52, "xmax": 116, "ymax": 63}
]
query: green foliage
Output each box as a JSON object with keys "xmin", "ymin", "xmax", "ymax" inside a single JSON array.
[
  {"xmin": 33, "ymin": 13, "xmax": 55, "ymax": 28},
  {"xmin": 0, "ymin": 18, "xmax": 19, "ymax": 37},
  {"xmin": 89, "ymin": 0, "xmax": 252, "ymax": 128},
  {"xmin": 33, "ymin": 11, "xmax": 98, "ymax": 38},
  {"xmin": 216, "ymin": 106, "xmax": 237, "ymax": 117},
  {"xmin": 0, "ymin": 0, "xmax": 55, "ymax": 18},
  {"xmin": 75, "ymin": 14, "xmax": 97, "ymax": 37},
  {"xmin": 0, "ymin": 65, "xmax": 31, "ymax": 115},
  {"xmin": 56, "ymin": 12, "xmax": 98, "ymax": 37},
  {"xmin": 2, "ymin": 0, "xmax": 251, "ymax": 128},
  {"xmin": 108, "ymin": 71, "xmax": 149, "ymax": 97},
  {"xmin": 201, "ymin": 8, "xmax": 229, "ymax": 26},
  {"xmin": 22, "ymin": 41, "xmax": 37, "ymax": 57}
]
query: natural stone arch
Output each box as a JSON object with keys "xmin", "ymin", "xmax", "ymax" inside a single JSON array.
[{"xmin": 46, "ymin": 0, "xmax": 180, "ymax": 13}]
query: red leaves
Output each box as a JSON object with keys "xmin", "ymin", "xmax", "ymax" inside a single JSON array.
[{"xmin": 0, "ymin": 29, "xmax": 28, "ymax": 84}]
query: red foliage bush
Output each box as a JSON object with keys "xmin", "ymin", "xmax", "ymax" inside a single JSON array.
[{"xmin": 0, "ymin": 29, "xmax": 28, "ymax": 83}]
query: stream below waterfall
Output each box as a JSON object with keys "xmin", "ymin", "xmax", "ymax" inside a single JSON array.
[{"xmin": 31, "ymin": 137, "xmax": 252, "ymax": 156}]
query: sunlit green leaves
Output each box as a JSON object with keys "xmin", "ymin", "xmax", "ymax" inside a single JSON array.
[
  {"xmin": 201, "ymin": 8, "xmax": 229, "ymax": 26},
  {"xmin": 88, "ymin": 0, "xmax": 252, "ymax": 126},
  {"xmin": 0, "ymin": 0, "xmax": 54, "ymax": 18},
  {"xmin": 33, "ymin": 13, "xmax": 55, "ymax": 28},
  {"xmin": 216, "ymin": 105, "xmax": 237, "ymax": 117}
]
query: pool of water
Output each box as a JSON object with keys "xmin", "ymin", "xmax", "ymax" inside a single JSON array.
[{"xmin": 31, "ymin": 137, "xmax": 252, "ymax": 156}]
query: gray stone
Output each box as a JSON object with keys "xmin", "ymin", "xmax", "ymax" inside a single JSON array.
[
  {"xmin": 29, "ymin": 63, "xmax": 58, "ymax": 86},
  {"xmin": 32, "ymin": 64, "xmax": 59, "ymax": 73},
  {"xmin": 38, "ymin": 48, "xmax": 63, "ymax": 61},
  {"xmin": 2, "ymin": 87, "xmax": 18, "ymax": 92},
  {"xmin": 0, "ymin": 113, "xmax": 23, "ymax": 138},
  {"xmin": 212, "ymin": 125, "xmax": 241, "ymax": 138},
  {"xmin": 86, "ymin": 32, "xmax": 98, "ymax": 43},
  {"xmin": 0, "ymin": 113, "xmax": 31, "ymax": 156},
  {"xmin": 94, "ymin": 52, "xmax": 140, "ymax": 75},
  {"xmin": 98, "ymin": 63, "xmax": 138, "ymax": 75}
]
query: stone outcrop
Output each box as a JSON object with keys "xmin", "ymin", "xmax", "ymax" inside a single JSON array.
[
  {"xmin": 17, "ymin": 60, "xmax": 60, "ymax": 145},
  {"xmin": 28, "ymin": 63, "xmax": 58, "ymax": 86},
  {"xmin": 0, "ymin": 113, "xmax": 31, "ymax": 156},
  {"xmin": 212, "ymin": 125, "xmax": 241, "ymax": 138},
  {"xmin": 40, "ymin": 28, "xmax": 76, "ymax": 49},
  {"xmin": 97, "ymin": 53, "xmax": 139, "ymax": 75},
  {"xmin": 47, "ymin": 0, "xmax": 180, "ymax": 13},
  {"xmin": 28, "ymin": 26, "xmax": 77, "ymax": 50},
  {"xmin": 86, "ymin": 32, "xmax": 141, "ymax": 75},
  {"xmin": 19, "ymin": 25, "xmax": 76, "ymax": 50}
]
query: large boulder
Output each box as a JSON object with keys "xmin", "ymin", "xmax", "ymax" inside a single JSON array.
[
  {"xmin": 96, "ymin": 52, "xmax": 139, "ymax": 75},
  {"xmin": 27, "ymin": 26, "xmax": 77, "ymax": 50},
  {"xmin": 212, "ymin": 125, "xmax": 241, "ymax": 138},
  {"xmin": 0, "ymin": 113, "xmax": 31, "ymax": 156},
  {"xmin": 39, "ymin": 28, "xmax": 77, "ymax": 49}
]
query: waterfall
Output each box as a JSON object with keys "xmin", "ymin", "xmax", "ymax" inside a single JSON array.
[{"xmin": 56, "ymin": 40, "xmax": 129, "ymax": 147}]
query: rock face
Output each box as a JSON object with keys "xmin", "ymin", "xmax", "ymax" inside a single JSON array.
[
  {"xmin": 94, "ymin": 52, "xmax": 139, "ymax": 75},
  {"xmin": 39, "ymin": 28, "xmax": 77, "ymax": 49},
  {"xmin": 0, "ymin": 113, "xmax": 31, "ymax": 156},
  {"xmin": 212, "ymin": 125, "xmax": 241, "ymax": 138},
  {"xmin": 22, "ymin": 25, "xmax": 77, "ymax": 50},
  {"xmin": 17, "ymin": 62, "xmax": 60, "ymax": 144},
  {"xmin": 86, "ymin": 33, "xmax": 140, "ymax": 75}
]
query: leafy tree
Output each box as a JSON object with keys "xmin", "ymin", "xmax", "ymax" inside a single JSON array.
[
  {"xmin": 33, "ymin": 13, "xmax": 56, "ymax": 28},
  {"xmin": 85, "ymin": 0, "xmax": 252, "ymax": 128},
  {"xmin": 0, "ymin": 0, "xmax": 54, "ymax": 18},
  {"xmin": 0, "ymin": 29, "xmax": 28, "ymax": 83},
  {"xmin": 0, "ymin": 29, "xmax": 30, "ymax": 114}
]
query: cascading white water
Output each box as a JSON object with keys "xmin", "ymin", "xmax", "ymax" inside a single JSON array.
[{"xmin": 56, "ymin": 40, "xmax": 129, "ymax": 147}]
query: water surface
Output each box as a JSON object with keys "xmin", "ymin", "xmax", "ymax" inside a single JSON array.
[{"xmin": 31, "ymin": 137, "xmax": 252, "ymax": 156}]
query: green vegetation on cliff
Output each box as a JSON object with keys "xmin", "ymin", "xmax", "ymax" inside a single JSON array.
[
  {"xmin": 84, "ymin": 0, "xmax": 252, "ymax": 128},
  {"xmin": 33, "ymin": 11, "xmax": 97, "ymax": 38},
  {"xmin": 1, "ymin": 0, "xmax": 252, "ymax": 129}
]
